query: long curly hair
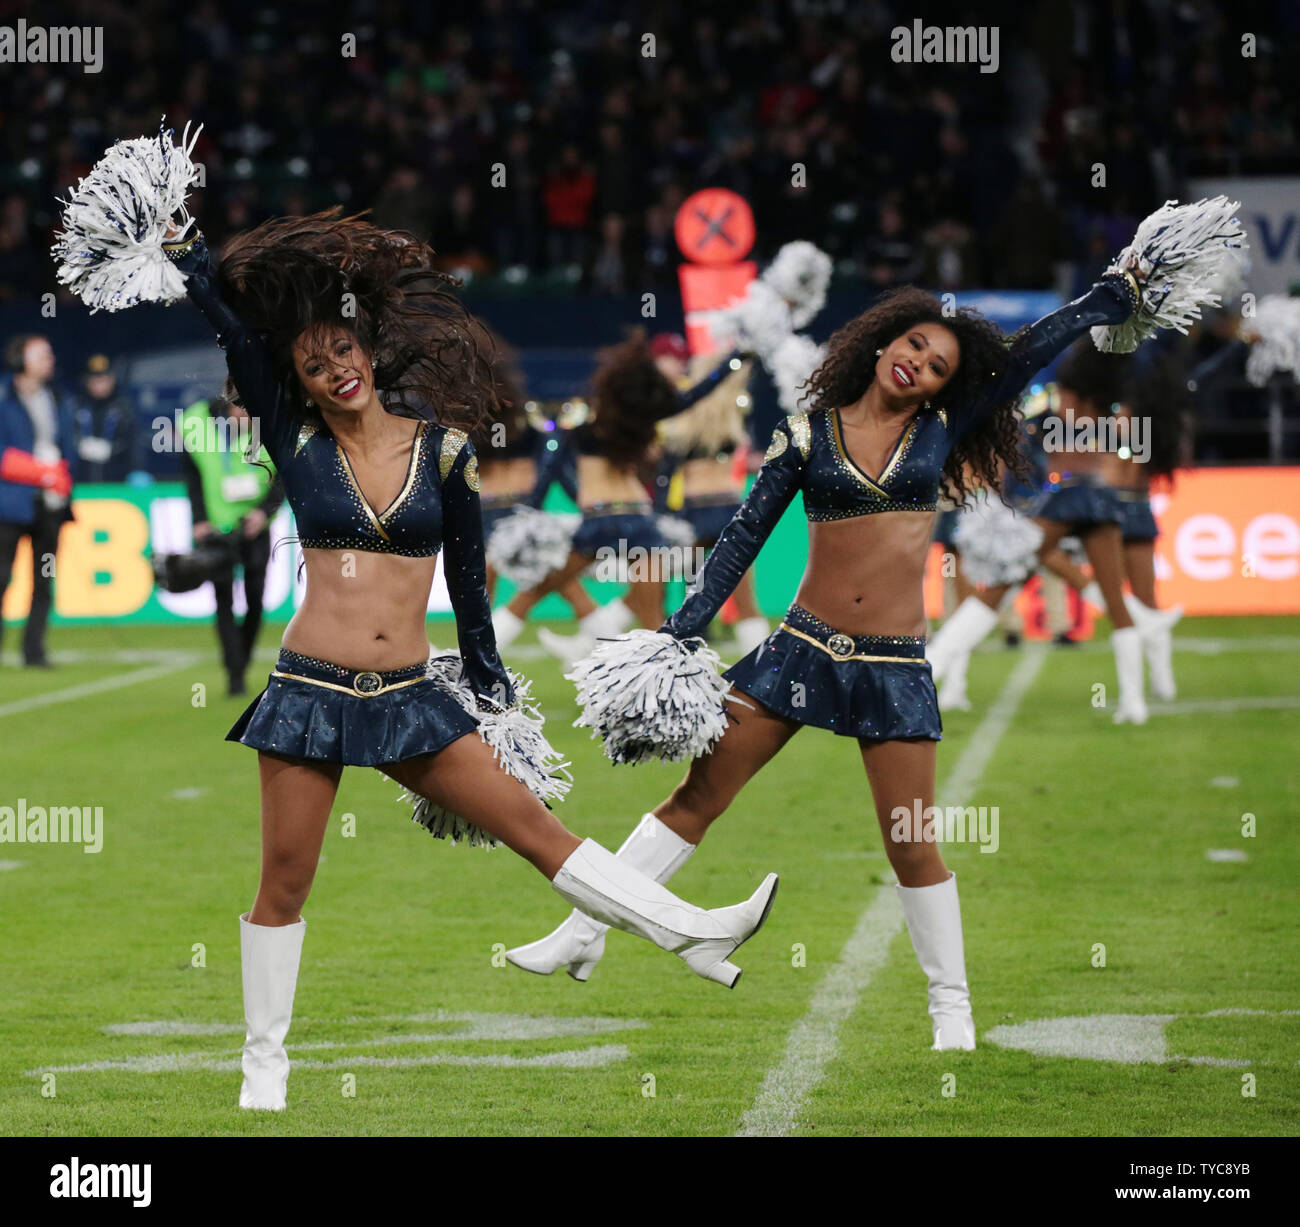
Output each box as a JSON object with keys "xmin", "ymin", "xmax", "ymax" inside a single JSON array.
[
  {"xmin": 469, "ymin": 326, "xmax": 530, "ymax": 464},
  {"xmin": 214, "ymin": 207, "xmax": 498, "ymax": 432},
  {"xmin": 1055, "ymin": 339, "xmax": 1190, "ymax": 479},
  {"xmin": 581, "ymin": 329, "xmax": 679, "ymax": 468},
  {"xmin": 801, "ymin": 287, "xmax": 1028, "ymax": 502}
]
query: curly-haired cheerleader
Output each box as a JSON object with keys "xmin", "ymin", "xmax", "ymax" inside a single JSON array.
[
  {"xmin": 53, "ymin": 130, "xmax": 780, "ymax": 1109},
  {"xmin": 529, "ymin": 331, "xmax": 745, "ymax": 661},
  {"xmin": 510, "ymin": 271, "xmax": 1155, "ymax": 1048},
  {"xmin": 508, "ymin": 194, "xmax": 1244, "ymax": 1046}
]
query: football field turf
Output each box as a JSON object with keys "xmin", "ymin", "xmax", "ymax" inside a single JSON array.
[{"xmin": 1, "ymin": 616, "xmax": 1297, "ymax": 1137}]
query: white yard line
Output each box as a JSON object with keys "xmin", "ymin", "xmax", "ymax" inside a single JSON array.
[
  {"xmin": 0, "ymin": 655, "xmax": 202, "ymax": 718},
  {"xmin": 735, "ymin": 643, "xmax": 1049, "ymax": 1137}
]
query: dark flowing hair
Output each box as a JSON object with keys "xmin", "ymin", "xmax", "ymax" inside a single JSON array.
[
  {"xmin": 801, "ymin": 287, "xmax": 1028, "ymax": 502},
  {"xmin": 583, "ymin": 329, "xmax": 678, "ymax": 468},
  {"xmin": 1055, "ymin": 340, "xmax": 1191, "ymax": 479},
  {"xmin": 469, "ymin": 325, "xmax": 530, "ymax": 462},
  {"xmin": 214, "ymin": 207, "xmax": 498, "ymax": 432}
]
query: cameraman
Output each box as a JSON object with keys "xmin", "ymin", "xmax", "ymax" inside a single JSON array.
[{"xmin": 180, "ymin": 388, "xmax": 283, "ymax": 696}]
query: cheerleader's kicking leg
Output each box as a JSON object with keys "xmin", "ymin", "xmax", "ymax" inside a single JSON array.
[
  {"xmin": 1124, "ymin": 539, "xmax": 1176, "ymax": 700},
  {"xmin": 860, "ymin": 736, "xmax": 975, "ymax": 1051},
  {"xmin": 506, "ymin": 689, "xmax": 801, "ymax": 978},
  {"xmin": 387, "ymin": 729, "xmax": 779, "ymax": 989}
]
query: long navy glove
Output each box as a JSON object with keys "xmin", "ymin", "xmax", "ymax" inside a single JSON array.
[
  {"xmin": 953, "ymin": 275, "xmax": 1138, "ymax": 439},
  {"xmin": 164, "ymin": 233, "xmax": 300, "ymax": 465},
  {"xmin": 663, "ymin": 349, "xmax": 748, "ymax": 417},
  {"xmin": 661, "ymin": 418, "xmax": 805, "ymax": 641},
  {"xmin": 440, "ymin": 433, "xmax": 516, "ymax": 709}
]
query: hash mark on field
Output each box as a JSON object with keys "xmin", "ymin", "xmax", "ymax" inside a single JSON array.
[
  {"xmin": 1151, "ymin": 696, "xmax": 1300, "ymax": 716},
  {"xmin": 736, "ymin": 644, "xmax": 1048, "ymax": 1137},
  {"xmin": 0, "ymin": 655, "xmax": 202, "ymax": 718}
]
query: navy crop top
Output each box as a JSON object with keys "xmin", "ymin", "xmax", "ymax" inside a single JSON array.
[
  {"xmin": 663, "ymin": 277, "xmax": 1137, "ymax": 639},
  {"xmin": 166, "ymin": 232, "xmax": 513, "ymax": 705}
]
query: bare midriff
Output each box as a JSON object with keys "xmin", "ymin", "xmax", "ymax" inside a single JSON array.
[
  {"xmin": 478, "ymin": 456, "xmax": 537, "ymax": 498},
  {"xmin": 792, "ymin": 510, "xmax": 938, "ymax": 637},
  {"xmin": 577, "ymin": 455, "xmax": 649, "ymax": 508},
  {"xmin": 281, "ymin": 549, "xmax": 441, "ymax": 671},
  {"xmin": 680, "ymin": 455, "xmax": 742, "ymax": 497}
]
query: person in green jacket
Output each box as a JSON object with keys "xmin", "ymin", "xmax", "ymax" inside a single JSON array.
[{"xmin": 181, "ymin": 387, "xmax": 284, "ymax": 696}]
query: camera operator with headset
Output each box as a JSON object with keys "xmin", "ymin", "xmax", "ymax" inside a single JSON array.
[{"xmin": 179, "ymin": 383, "xmax": 284, "ymax": 696}]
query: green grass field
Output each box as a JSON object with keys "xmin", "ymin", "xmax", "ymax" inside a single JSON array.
[{"xmin": 1, "ymin": 615, "xmax": 1297, "ymax": 1137}]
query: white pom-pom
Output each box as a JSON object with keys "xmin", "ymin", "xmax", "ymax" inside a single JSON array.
[
  {"xmin": 401, "ymin": 654, "xmax": 573, "ymax": 847},
  {"xmin": 702, "ymin": 279, "xmax": 795, "ymax": 359},
  {"xmin": 761, "ymin": 241, "xmax": 833, "ymax": 328},
  {"xmin": 566, "ymin": 628, "xmax": 733, "ymax": 764},
  {"xmin": 1245, "ymin": 295, "xmax": 1300, "ymax": 387},
  {"xmin": 766, "ymin": 332, "xmax": 826, "ymax": 415},
  {"xmin": 952, "ymin": 490, "xmax": 1044, "ymax": 586},
  {"xmin": 1092, "ymin": 197, "xmax": 1248, "ymax": 353},
  {"xmin": 655, "ymin": 514, "xmax": 697, "ymax": 548},
  {"xmin": 52, "ymin": 120, "xmax": 204, "ymax": 313},
  {"xmin": 485, "ymin": 505, "xmax": 578, "ymax": 589}
]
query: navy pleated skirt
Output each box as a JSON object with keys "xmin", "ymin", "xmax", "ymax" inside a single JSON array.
[
  {"xmin": 227, "ymin": 649, "xmax": 479, "ymax": 766},
  {"xmin": 680, "ymin": 494, "xmax": 742, "ymax": 546},
  {"xmin": 723, "ymin": 604, "xmax": 941, "ymax": 742}
]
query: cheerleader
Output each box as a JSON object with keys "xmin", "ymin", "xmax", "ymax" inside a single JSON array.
[
  {"xmin": 54, "ymin": 132, "xmax": 782, "ymax": 1110},
  {"xmin": 1100, "ymin": 350, "xmax": 1192, "ymax": 700},
  {"xmin": 508, "ymin": 195, "xmax": 1245, "ymax": 1050},
  {"xmin": 654, "ymin": 347, "xmax": 771, "ymax": 655},
  {"xmin": 929, "ymin": 340, "xmax": 1184, "ymax": 724},
  {"xmin": 532, "ymin": 331, "xmax": 745, "ymax": 662},
  {"xmin": 507, "ymin": 267, "xmax": 1157, "ymax": 1048},
  {"xmin": 468, "ymin": 350, "xmax": 600, "ymax": 647}
]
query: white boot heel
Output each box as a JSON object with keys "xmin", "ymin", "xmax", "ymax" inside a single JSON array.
[
  {"xmin": 676, "ymin": 874, "xmax": 780, "ymax": 988},
  {"xmin": 505, "ymin": 909, "xmax": 605, "ymax": 977},
  {"xmin": 549, "ymin": 839, "xmax": 777, "ymax": 989},
  {"xmin": 506, "ymin": 813, "xmax": 697, "ymax": 980}
]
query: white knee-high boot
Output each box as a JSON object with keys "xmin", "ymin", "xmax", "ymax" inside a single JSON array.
[
  {"xmin": 1145, "ymin": 625, "xmax": 1176, "ymax": 701},
  {"xmin": 239, "ymin": 912, "xmax": 306, "ymax": 1110},
  {"xmin": 491, "ymin": 606, "xmax": 525, "ymax": 649},
  {"xmin": 938, "ymin": 646, "xmax": 973, "ymax": 711},
  {"xmin": 549, "ymin": 838, "xmax": 777, "ymax": 988},
  {"xmin": 896, "ymin": 873, "xmax": 975, "ymax": 1051},
  {"xmin": 1110, "ymin": 626, "xmax": 1148, "ymax": 724},
  {"xmin": 928, "ymin": 597, "xmax": 1000, "ymax": 684},
  {"xmin": 506, "ymin": 813, "xmax": 695, "ymax": 980}
]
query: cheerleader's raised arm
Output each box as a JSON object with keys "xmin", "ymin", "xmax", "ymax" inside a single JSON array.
[
  {"xmin": 662, "ymin": 417, "xmax": 806, "ymax": 641},
  {"xmin": 161, "ymin": 231, "xmax": 300, "ymax": 465}
]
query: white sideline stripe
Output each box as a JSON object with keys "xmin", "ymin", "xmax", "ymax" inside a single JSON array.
[
  {"xmin": 736, "ymin": 643, "xmax": 1048, "ymax": 1138},
  {"xmin": 0, "ymin": 654, "xmax": 201, "ymax": 718}
]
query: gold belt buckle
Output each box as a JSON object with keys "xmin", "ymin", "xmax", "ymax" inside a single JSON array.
[
  {"xmin": 353, "ymin": 671, "xmax": 384, "ymax": 696},
  {"xmin": 826, "ymin": 632, "xmax": 855, "ymax": 659}
]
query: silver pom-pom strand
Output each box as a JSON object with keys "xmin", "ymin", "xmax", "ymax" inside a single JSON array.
[
  {"xmin": 566, "ymin": 628, "xmax": 734, "ymax": 764},
  {"xmin": 766, "ymin": 331, "xmax": 826, "ymax": 415},
  {"xmin": 485, "ymin": 505, "xmax": 578, "ymax": 590},
  {"xmin": 401, "ymin": 653, "xmax": 573, "ymax": 848},
  {"xmin": 1245, "ymin": 295, "xmax": 1300, "ymax": 387},
  {"xmin": 52, "ymin": 119, "xmax": 204, "ymax": 313},
  {"xmin": 952, "ymin": 489, "xmax": 1044, "ymax": 586},
  {"xmin": 1091, "ymin": 196, "xmax": 1248, "ymax": 353}
]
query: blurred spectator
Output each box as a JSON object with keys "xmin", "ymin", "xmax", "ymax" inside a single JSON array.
[
  {"xmin": 72, "ymin": 354, "xmax": 144, "ymax": 484},
  {"xmin": 543, "ymin": 144, "xmax": 596, "ymax": 273},
  {"xmin": 0, "ymin": 335, "xmax": 78, "ymax": 667}
]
